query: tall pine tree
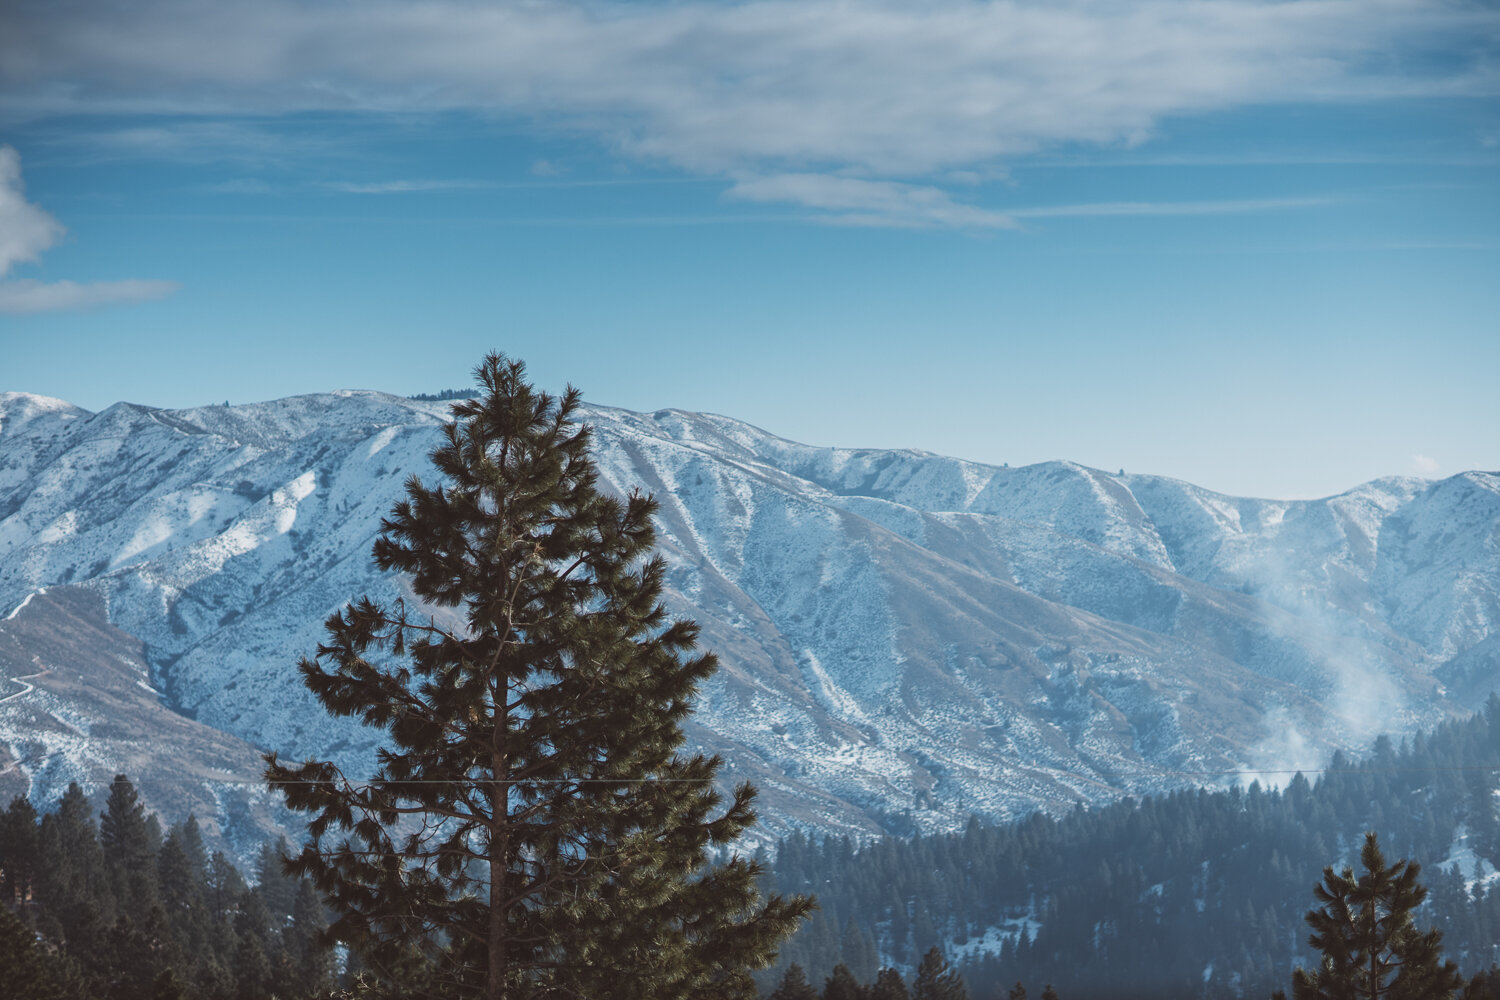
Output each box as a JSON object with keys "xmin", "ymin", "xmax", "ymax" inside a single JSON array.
[
  {"xmin": 912, "ymin": 947, "xmax": 968, "ymax": 1000},
  {"xmin": 1288, "ymin": 831, "xmax": 1462, "ymax": 1000},
  {"xmin": 267, "ymin": 353, "xmax": 810, "ymax": 1000},
  {"xmin": 822, "ymin": 963, "xmax": 862, "ymax": 1000},
  {"xmin": 99, "ymin": 774, "xmax": 157, "ymax": 911}
]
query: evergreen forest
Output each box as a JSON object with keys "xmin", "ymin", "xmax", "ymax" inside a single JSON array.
[
  {"xmin": 0, "ymin": 774, "xmax": 331, "ymax": 1000},
  {"xmin": 759, "ymin": 696, "xmax": 1500, "ymax": 999},
  {"xmin": 8, "ymin": 704, "xmax": 1500, "ymax": 999}
]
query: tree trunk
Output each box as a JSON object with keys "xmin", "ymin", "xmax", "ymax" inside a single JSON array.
[{"xmin": 489, "ymin": 720, "xmax": 508, "ymax": 1000}]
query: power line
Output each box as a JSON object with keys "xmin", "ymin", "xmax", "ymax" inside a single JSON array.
[{"xmin": 5, "ymin": 745, "xmax": 1500, "ymax": 785}]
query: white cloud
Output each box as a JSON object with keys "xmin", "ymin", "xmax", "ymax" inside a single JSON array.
[
  {"xmin": 4, "ymin": 0, "xmax": 1494, "ymax": 174},
  {"xmin": 0, "ymin": 146, "xmax": 66, "ymax": 276},
  {"xmin": 2, "ymin": 0, "xmax": 1494, "ymax": 225},
  {"xmin": 730, "ymin": 173, "xmax": 1017, "ymax": 229},
  {"xmin": 0, "ymin": 145, "xmax": 178, "ymax": 314},
  {"xmin": 0, "ymin": 278, "xmax": 180, "ymax": 314},
  {"xmin": 1411, "ymin": 454, "xmax": 1441, "ymax": 476}
]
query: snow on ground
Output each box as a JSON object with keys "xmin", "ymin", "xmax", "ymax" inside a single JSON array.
[
  {"xmin": 1441, "ymin": 824, "xmax": 1500, "ymax": 893},
  {"xmin": 948, "ymin": 914, "xmax": 1043, "ymax": 961},
  {"xmin": 0, "ymin": 390, "xmax": 1494, "ymax": 841}
]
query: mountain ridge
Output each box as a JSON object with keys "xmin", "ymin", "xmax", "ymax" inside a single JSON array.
[{"xmin": 1, "ymin": 388, "xmax": 1495, "ymax": 847}]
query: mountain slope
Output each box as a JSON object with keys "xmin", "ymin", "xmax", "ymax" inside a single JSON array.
[
  {"xmin": 0, "ymin": 585, "xmax": 281, "ymax": 860},
  {"xmin": 0, "ymin": 389, "xmax": 1494, "ymax": 842}
]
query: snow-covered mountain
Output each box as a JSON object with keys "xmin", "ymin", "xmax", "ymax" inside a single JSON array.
[
  {"xmin": 1, "ymin": 389, "xmax": 1495, "ymax": 848},
  {"xmin": 0, "ymin": 585, "xmax": 285, "ymax": 862}
]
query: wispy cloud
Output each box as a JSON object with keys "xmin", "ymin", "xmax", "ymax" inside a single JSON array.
[
  {"xmin": 321, "ymin": 178, "xmax": 497, "ymax": 194},
  {"xmin": 729, "ymin": 174, "xmax": 1018, "ymax": 229},
  {"xmin": 1010, "ymin": 196, "xmax": 1338, "ymax": 218},
  {"xmin": 0, "ymin": 278, "xmax": 179, "ymax": 314},
  {"xmin": 0, "ymin": 145, "xmax": 177, "ymax": 314},
  {"xmin": 3, "ymin": 0, "xmax": 1495, "ymax": 225},
  {"xmin": 1411, "ymin": 454, "xmax": 1441, "ymax": 476},
  {"xmin": 202, "ymin": 177, "xmax": 280, "ymax": 195},
  {"xmin": 39, "ymin": 120, "xmax": 338, "ymax": 167}
]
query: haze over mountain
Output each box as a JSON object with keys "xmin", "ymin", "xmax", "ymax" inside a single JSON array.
[{"xmin": 1, "ymin": 389, "xmax": 1495, "ymax": 852}]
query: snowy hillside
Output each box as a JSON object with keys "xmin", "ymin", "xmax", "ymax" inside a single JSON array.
[{"xmin": 1, "ymin": 389, "xmax": 1495, "ymax": 843}]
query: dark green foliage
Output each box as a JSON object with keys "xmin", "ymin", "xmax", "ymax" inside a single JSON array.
[
  {"xmin": 770, "ymin": 964, "xmax": 820, "ymax": 1000},
  {"xmin": 912, "ymin": 947, "xmax": 967, "ymax": 1000},
  {"xmin": 823, "ymin": 963, "xmax": 862, "ymax": 1000},
  {"xmin": 267, "ymin": 353, "xmax": 810, "ymax": 1000},
  {"xmin": 0, "ymin": 777, "xmax": 331, "ymax": 1000},
  {"xmin": 760, "ymin": 696, "xmax": 1500, "ymax": 999},
  {"xmin": 287, "ymin": 877, "xmax": 334, "ymax": 988},
  {"xmin": 157, "ymin": 823, "xmax": 208, "ymax": 960},
  {"xmin": 100, "ymin": 774, "xmax": 157, "ymax": 912},
  {"xmin": 252, "ymin": 838, "xmax": 297, "ymax": 922},
  {"xmin": 1006, "ymin": 984, "xmax": 1027, "ymax": 1000},
  {"xmin": 840, "ymin": 916, "xmax": 878, "ymax": 984},
  {"xmin": 1, "ymin": 796, "xmax": 39, "ymax": 906},
  {"xmin": 0, "ymin": 900, "xmax": 66, "ymax": 1000},
  {"xmin": 150, "ymin": 967, "xmax": 187, "ymax": 1000},
  {"xmin": 32, "ymin": 783, "xmax": 110, "ymax": 985},
  {"xmin": 106, "ymin": 904, "xmax": 179, "ymax": 1000},
  {"xmin": 869, "ymin": 968, "xmax": 910, "ymax": 1000},
  {"xmin": 1464, "ymin": 967, "xmax": 1500, "ymax": 1000},
  {"xmin": 1040, "ymin": 987, "xmax": 1060, "ymax": 1000},
  {"xmin": 1290, "ymin": 832, "xmax": 1463, "ymax": 1000}
]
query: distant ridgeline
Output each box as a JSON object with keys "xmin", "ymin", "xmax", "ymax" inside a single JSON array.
[
  {"xmin": 407, "ymin": 388, "xmax": 476, "ymax": 401},
  {"xmin": 759, "ymin": 697, "xmax": 1500, "ymax": 1000}
]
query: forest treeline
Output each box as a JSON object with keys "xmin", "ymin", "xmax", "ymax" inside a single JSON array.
[
  {"xmin": 759, "ymin": 695, "xmax": 1500, "ymax": 999},
  {"xmin": 0, "ymin": 774, "xmax": 330, "ymax": 999},
  {"xmin": 8, "ymin": 699, "xmax": 1500, "ymax": 999}
]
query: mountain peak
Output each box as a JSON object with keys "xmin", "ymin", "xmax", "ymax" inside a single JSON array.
[
  {"xmin": 1, "ymin": 389, "xmax": 1494, "ymax": 844},
  {"xmin": 0, "ymin": 391, "xmax": 89, "ymax": 431}
]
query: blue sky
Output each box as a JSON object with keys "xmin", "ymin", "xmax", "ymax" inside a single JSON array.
[{"xmin": 1, "ymin": 0, "xmax": 1496, "ymax": 498}]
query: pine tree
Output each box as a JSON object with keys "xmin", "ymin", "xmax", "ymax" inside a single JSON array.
[
  {"xmin": 252, "ymin": 838, "xmax": 297, "ymax": 923},
  {"xmin": 0, "ymin": 902, "xmax": 67, "ymax": 1000},
  {"xmin": 1289, "ymin": 831, "xmax": 1463, "ymax": 1000},
  {"xmin": 286, "ymin": 877, "xmax": 334, "ymax": 993},
  {"xmin": 99, "ymin": 774, "xmax": 158, "ymax": 912},
  {"xmin": 770, "ymin": 964, "xmax": 820, "ymax": 1000},
  {"xmin": 106, "ymin": 902, "xmax": 179, "ymax": 1000},
  {"xmin": 157, "ymin": 827, "xmax": 208, "ymax": 971},
  {"xmin": 870, "ymin": 968, "xmax": 910, "ymax": 1000},
  {"xmin": 840, "ymin": 916, "xmax": 878, "ymax": 984},
  {"xmin": 37, "ymin": 783, "xmax": 111, "ymax": 980},
  {"xmin": 912, "ymin": 946, "xmax": 967, "ymax": 1000},
  {"xmin": 823, "ymin": 962, "xmax": 862, "ymax": 1000},
  {"xmin": 267, "ymin": 353, "xmax": 811, "ymax": 1000},
  {"xmin": 1, "ymin": 796, "xmax": 40, "ymax": 906}
]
